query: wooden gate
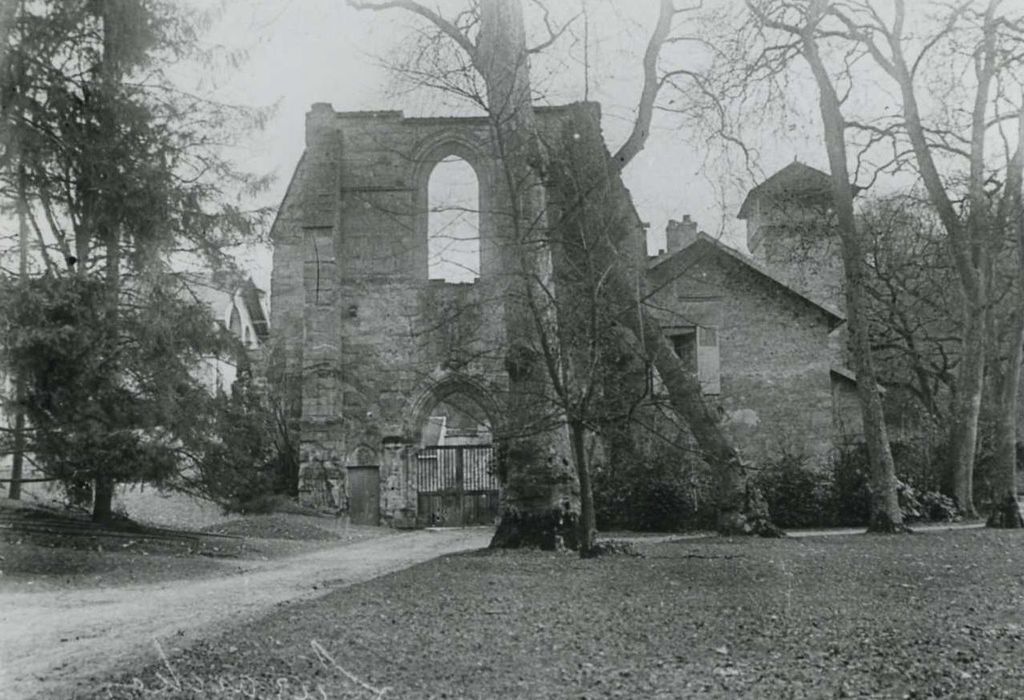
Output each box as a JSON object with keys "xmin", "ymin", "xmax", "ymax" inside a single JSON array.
[
  {"xmin": 347, "ymin": 465, "xmax": 380, "ymax": 526},
  {"xmin": 416, "ymin": 445, "xmax": 499, "ymax": 527}
]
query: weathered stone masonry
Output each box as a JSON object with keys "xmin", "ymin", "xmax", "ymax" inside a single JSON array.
[
  {"xmin": 269, "ymin": 103, "xmax": 864, "ymax": 525},
  {"xmin": 648, "ymin": 236, "xmax": 845, "ymax": 458},
  {"xmin": 268, "ymin": 103, "xmax": 585, "ymax": 525}
]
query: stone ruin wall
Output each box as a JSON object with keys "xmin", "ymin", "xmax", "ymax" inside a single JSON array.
[{"xmin": 268, "ymin": 104, "xmax": 587, "ymax": 524}]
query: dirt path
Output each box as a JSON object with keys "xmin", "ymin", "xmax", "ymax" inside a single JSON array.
[{"xmin": 0, "ymin": 527, "xmax": 492, "ymax": 699}]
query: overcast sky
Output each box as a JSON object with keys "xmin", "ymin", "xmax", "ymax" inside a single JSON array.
[{"xmin": 204, "ymin": 1, "xmax": 830, "ymax": 290}]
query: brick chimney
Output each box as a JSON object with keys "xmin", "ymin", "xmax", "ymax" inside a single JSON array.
[
  {"xmin": 666, "ymin": 215, "xmax": 698, "ymax": 254},
  {"xmin": 305, "ymin": 102, "xmax": 335, "ymax": 147}
]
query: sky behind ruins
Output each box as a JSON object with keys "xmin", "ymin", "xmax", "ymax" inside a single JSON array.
[{"xmin": 206, "ymin": 1, "xmax": 831, "ymax": 290}]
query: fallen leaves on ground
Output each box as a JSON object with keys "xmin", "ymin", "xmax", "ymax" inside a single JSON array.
[{"xmin": 94, "ymin": 529, "xmax": 1024, "ymax": 699}]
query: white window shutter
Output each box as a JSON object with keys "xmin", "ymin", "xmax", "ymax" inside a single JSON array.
[{"xmin": 697, "ymin": 326, "xmax": 720, "ymax": 395}]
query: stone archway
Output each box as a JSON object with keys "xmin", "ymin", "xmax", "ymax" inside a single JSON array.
[
  {"xmin": 404, "ymin": 372, "xmax": 504, "ymax": 447},
  {"xmin": 374, "ymin": 373, "xmax": 504, "ymax": 528}
]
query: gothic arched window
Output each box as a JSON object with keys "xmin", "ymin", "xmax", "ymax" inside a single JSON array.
[
  {"xmin": 228, "ymin": 306, "xmax": 242, "ymax": 339},
  {"xmin": 427, "ymin": 156, "xmax": 480, "ymax": 283}
]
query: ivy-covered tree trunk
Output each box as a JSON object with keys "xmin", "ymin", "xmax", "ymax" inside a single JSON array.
[
  {"xmin": 479, "ymin": 0, "xmax": 578, "ymax": 550},
  {"xmin": 548, "ymin": 111, "xmax": 780, "ymax": 536}
]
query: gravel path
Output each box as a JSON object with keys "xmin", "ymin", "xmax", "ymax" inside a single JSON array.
[{"xmin": 0, "ymin": 527, "xmax": 492, "ymax": 699}]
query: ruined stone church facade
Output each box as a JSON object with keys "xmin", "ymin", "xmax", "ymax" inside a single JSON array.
[
  {"xmin": 269, "ymin": 103, "xmax": 860, "ymax": 525},
  {"xmin": 269, "ymin": 103, "xmax": 593, "ymax": 525}
]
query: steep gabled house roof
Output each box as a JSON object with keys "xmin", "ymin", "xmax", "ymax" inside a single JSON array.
[
  {"xmin": 240, "ymin": 278, "xmax": 270, "ymax": 343},
  {"xmin": 648, "ymin": 232, "xmax": 846, "ymax": 330}
]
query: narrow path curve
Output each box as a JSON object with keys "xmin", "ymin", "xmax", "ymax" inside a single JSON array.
[{"xmin": 0, "ymin": 527, "xmax": 492, "ymax": 699}]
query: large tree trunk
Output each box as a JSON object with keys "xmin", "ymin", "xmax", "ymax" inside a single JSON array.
[
  {"xmin": 877, "ymin": 1, "xmax": 1001, "ymax": 519},
  {"xmin": 986, "ymin": 310, "xmax": 1024, "ymax": 528},
  {"xmin": 569, "ymin": 420, "xmax": 597, "ymax": 553},
  {"xmin": 949, "ymin": 312, "xmax": 985, "ymax": 517},
  {"xmin": 800, "ymin": 19, "xmax": 905, "ymax": 533},
  {"xmin": 987, "ymin": 105, "xmax": 1024, "ymax": 528},
  {"xmin": 7, "ymin": 166, "xmax": 28, "ymax": 500},
  {"xmin": 479, "ymin": 0, "xmax": 578, "ymax": 550},
  {"xmin": 89, "ymin": 0, "xmax": 125, "ymax": 524},
  {"xmin": 92, "ymin": 474, "xmax": 114, "ymax": 523},
  {"xmin": 943, "ymin": 4, "xmax": 997, "ymax": 518},
  {"xmin": 547, "ymin": 110, "xmax": 779, "ymax": 535}
]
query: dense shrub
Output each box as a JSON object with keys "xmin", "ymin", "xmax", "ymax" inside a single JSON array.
[
  {"xmin": 594, "ymin": 440, "xmax": 960, "ymax": 532},
  {"xmin": 754, "ymin": 444, "xmax": 958, "ymax": 528},
  {"xmin": 593, "ymin": 452, "xmax": 716, "ymax": 532},
  {"xmin": 899, "ymin": 484, "xmax": 958, "ymax": 523},
  {"xmin": 829, "ymin": 445, "xmax": 872, "ymax": 526},
  {"xmin": 891, "ymin": 439, "xmax": 946, "ymax": 494},
  {"xmin": 753, "ymin": 453, "xmax": 832, "ymax": 528},
  {"xmin": 178, "ymin": 372, "xmax": 298, "ymax": 514}
]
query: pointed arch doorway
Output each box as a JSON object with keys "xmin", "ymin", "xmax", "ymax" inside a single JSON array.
[{"xmin": 411, "ymin": 381, "xmax": 500, "ymax": 527}]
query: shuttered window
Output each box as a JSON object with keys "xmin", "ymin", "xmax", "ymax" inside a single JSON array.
[
  {"xmin": 670, "ymin": 329, "xmax": 697, "ymax": 375},
  {"xmin": 696, "ymin": 326, "xmax": 720, "ymax": 395},
  {"xmin": 660, "ymin": 325, "xmax": 721, "ymax": 396}
]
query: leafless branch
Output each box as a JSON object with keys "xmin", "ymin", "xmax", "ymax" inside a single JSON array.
[
  {"xmin": 347, "ymin": 0, "xmax": 478, "ymax": 62},
  {"xmin": 526, "ymin": 0, "xmax": 580, "ymax": 55},
  {"xmin": 611, "ymin": 0, "xmax": 677, "ymax": 170}
]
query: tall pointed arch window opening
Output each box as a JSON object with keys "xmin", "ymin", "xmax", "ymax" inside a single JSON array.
[
  {"xmin": 427, "ymin": 156, "xmax": 480, "ymax": 283},
  {"xmin": 228, "ymin": 306, "xmax": 242, "ymax": 339}
]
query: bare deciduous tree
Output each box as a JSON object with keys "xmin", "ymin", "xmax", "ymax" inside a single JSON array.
[
  {"xmin": 745, "ymin": 0, "xmax": 905, "ymax": 531},
  {"xmin": 352, "ymin": 0, "xmax": 781, "ymax": 546}
]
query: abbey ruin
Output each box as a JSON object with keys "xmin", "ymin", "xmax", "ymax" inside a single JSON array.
[{"xmin": 269, "ymin": 103, "xmax": 862, "ymax": 527}]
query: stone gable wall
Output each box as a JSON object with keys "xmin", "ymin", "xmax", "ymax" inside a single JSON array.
[{"xmin": 649, "ymin": 249, "xmax": 840, "ymax": 461}]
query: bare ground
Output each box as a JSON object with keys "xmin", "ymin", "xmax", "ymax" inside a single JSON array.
[{"xmin": 0, "ymin": 527, "xmax": 492, "ymax": 699}]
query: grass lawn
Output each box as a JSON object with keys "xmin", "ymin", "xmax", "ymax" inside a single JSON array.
[
  {"xmin": 0, "ymin": 501, "xmax": 390, "ymax": 592},
  {"xmin": 99, "ymin": 529, "xmax": 1024, "ymax": 699}
]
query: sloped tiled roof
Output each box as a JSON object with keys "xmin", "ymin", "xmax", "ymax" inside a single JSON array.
[
  {"xmin": 648, "ymin": 232, "xmax": 845, "ymax": 328},
  {"xmin": 240, "ymin": 278, "xmax": 270, "ymax": 342}
]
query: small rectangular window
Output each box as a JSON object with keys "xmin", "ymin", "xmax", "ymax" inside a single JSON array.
[{"xmin": 670, "ymin": 329, "xmax": 697, "ymax": 376}]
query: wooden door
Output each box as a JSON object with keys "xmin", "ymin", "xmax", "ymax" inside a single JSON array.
[{"xmin": 347, "ymin": 465, "xmax": 380, "ymax": 526}]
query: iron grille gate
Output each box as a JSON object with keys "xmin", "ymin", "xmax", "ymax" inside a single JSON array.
[{"xmin": 415, "ymin": 445, "xmax": 499, "ymax": 527}]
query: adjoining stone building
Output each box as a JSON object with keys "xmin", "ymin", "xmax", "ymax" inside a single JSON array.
[
  {"xmin": 647, "ymin": 221, "xmax": 860, "ymax": 461},
  {"xmin": 268, "ymin": 102, "xmax": 863, "ymax": 526}
]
